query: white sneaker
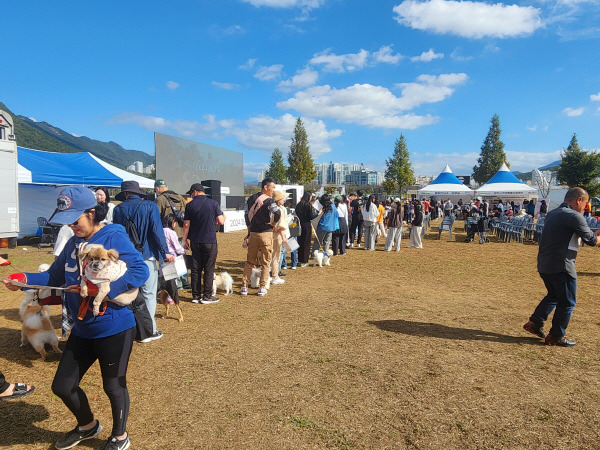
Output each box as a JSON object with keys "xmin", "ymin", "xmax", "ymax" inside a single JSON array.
[
  {"xmin": 271, "ymin": 278, "xmax": 285, "ymax": 285},
  {"xmin": 257, "ymin": 288, "xmax": 267, "ymax": 296}
]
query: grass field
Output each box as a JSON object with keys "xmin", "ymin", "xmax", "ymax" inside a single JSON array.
[{"xmin": 2, "ymin": 219, "xmax": 600, "ymax": 449}]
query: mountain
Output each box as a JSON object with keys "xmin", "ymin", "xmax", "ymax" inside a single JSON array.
[
  {"xmin": 0, "ymin": 101, "xmax": 154, "ymax": 170},
  {"xmin": 538, "ymin": 160, "xmax": 561, "ymax": 171}
]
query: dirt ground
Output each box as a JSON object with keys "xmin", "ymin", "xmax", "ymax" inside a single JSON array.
[{"xmin": 2, "ymin": 220, "xmax": 600, "ymax": 449}]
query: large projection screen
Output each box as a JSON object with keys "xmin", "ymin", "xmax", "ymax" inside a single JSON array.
[{"xmin": 155, "ymin": 133, "xmax": 244, "ymax": 198}]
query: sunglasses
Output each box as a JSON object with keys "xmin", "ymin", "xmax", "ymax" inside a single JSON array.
[{"xmin": 69, "ymin": 212, "xmax": 91, "ymax": 227}]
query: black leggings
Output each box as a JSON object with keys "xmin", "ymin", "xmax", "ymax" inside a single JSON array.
[{"xmin": 51, "ymin": 327, "xmax": 135, "ymax": 436}]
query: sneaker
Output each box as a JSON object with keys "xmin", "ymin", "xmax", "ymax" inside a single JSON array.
[
  {"xmin": 55, "ymin": 420, "xmax": 102, "ymax": 449},
  {"xmin": 140, "ymin": 331, "xmax": 163, "ymax": 343},
  {"xmin": 299, "ymin": 263, "xmax": 309, "ymax": 268},
  {"xmin": 290, "ymin": 266, "xmax": 297, "ymax": 270},
  {"xmin": 523, "ymin": 321, "xmax": 546, "ymax": 339},
  {"xmin": 278, "ymin": 271, "xmax": 286, "ymax": 277},
  {"xmin": 350, "ymin": 243, "xmax": 354, "ymax": 248},
  {"xmin": 240, "ymin": 287, "xmax": 248, "ymax": 296},
  {"xmin": 200, "ymin": 295, "xmax": 220, "ymax": 304},
  {"xmin": 191, "ymin": 297, "xmax": 201, "ymax": 304},
  {"xmin": 271, "ymin": 278, "xmax": 285, "ymax": 285},
  {"xmin": 257, "ymin": 287, "xmax": 267, "ymax": 296},
  {"xmin": 545, "ymin": 334, "xmax": 576, "ymax": 347},
  {"xmin": 103, "ymin": 435, "xmax": 130, "ymax": 450}
]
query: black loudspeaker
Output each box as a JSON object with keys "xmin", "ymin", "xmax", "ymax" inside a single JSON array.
[
  {"xmin": 226, "ymin": 196, "xmax": 246, "ymax": 210},
  {"xmin": 286, "ymin": 188, "xmax": 298, "ymax": 207},
  {"xmin": 202, "ymin": 179, "xmax": 221, "ymax": 206}
]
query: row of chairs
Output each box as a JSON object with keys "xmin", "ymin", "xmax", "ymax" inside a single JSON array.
[{"xmin": 490, "ymin": 215, "xmax": 546, "ymax": 243}]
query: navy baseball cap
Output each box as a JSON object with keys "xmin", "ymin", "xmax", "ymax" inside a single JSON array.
[{"xmin": 48, "ymin": 186, "xmax": 98, "ymax": 225}]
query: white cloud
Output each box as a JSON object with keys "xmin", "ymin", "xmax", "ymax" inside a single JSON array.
[
  {"xmin": 372, "ymin": 45, "xmax": 403, "ymax": 64},
  {"xmin": 244, "ymin": 162, "xmax": 269, "ymax": 182},
  {"xmin": 107, "ymin": 112, "xmax": 341, "ymax": 158},
  {"xmin": 410, "ymin": 48, "xmax": 444, "ymax": 62},
  {"xmin": 239, "ymin": 58, "xmax": 257, "ymax": 70},
  {"xmin": 590, "ymin": 91, "xmax": 600, "ymax": 101},
  {"xmin": 234, "ymin": 114, "xmax": 342, "ymax": 157},
  {"xmin": 450, "ymin": 48, "xmax": 473, "ymax": 61},
  {"xmin": 241, "ymin": 0, "xmax": 324, "ymax": 8},
  {"xmin": 310, "ymin": 49, "xmax": 369, "ymax": 73},
  {"xmin": 309, "ymin": 45, "xmax": 402, "ymax": 73},
  {"xmin": 526, "ymin": 125, "xmax": 537, "ymax": 131},
  {"xmin": 278, "ymin": 73, "xmax": 468, "ymax": 129},
  {"xmin": 278, "ymin": 67, "xmax": 319, "ymax": 90},
  {"xmin": 212, "ymin": 81, "xmax": 241, "ymax": 90},
  {"xmin": 562, "ymin": 106, "xmax": 585, "ymax": 116},
  {"xmin": 505, "ymin": 150, "xmax": 562, "ymax": 172},
  {"xmin": 254, "ymin": 64, "xmax": 284, "ymax": 81},
  {"xmin": 166, "ymin": 81, "xmax": 179, "ymax": 90},
  {"xmin": 393, "ymin": 0, "xmax": 543, "ymax": 39}
]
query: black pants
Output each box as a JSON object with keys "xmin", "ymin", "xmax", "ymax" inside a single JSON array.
[
  {"xmin": 129, "ymin": 292, "xmax": 153, "ymax": 342},
  {"xmin": 297, "ymin": 222, "xmax": 313, "ymax": 264},
  {"xmin": 190, "ymin": 242, "xmax": 218, "ymax": 298},
  {"xmin": 0, "ymin": 371, "xmax": 8, "ymax": 394},
  {"xmin": 350, "ymin": 217, "xmax": 363, "ymax": 245},
  {"xmin": 51, "ymin": 327, "xmax": 135, "ymax": 436},
  {"xmin": 332, "ymin": 231, "xmax": 346, "ymax": 255}
]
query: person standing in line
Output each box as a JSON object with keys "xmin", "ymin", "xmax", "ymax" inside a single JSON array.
[
  {"xmin": 332, "ymin": 195, "xmax": 348, "ymax": 256},
  {"xmin": 523, "ymin": 187, "xmax": 600, "ymax": 347},
  {"xmin": 294, "ymin": 191, "xmax": 317, "ymax": 268},
  {"xmin": 362, "ymin": 194, "xmax": 379, "ymax": 251},
  {"xmin": 95, "ymin": 187, "xmax": 115, "ymax": 225},
  {"xmin": 376, "ymin": 199, "xmax": 387, "ymax": 239},
  {"xmin": 385, "ymin": 198, "xmax": 403, "ymax": 252},
  {"xmin": 113, "ymin": 181, "xmax": 174, "ymax": 343},
  {"xmin": 270, "ymin": 191, "xmax": 289, "ymax": 286},
  {"xmin": 311, "ymin": 194, "xmax": 339, "ymax": 255},
  {"xmin": 181, "ymin": 183, "xmax": 225, "ymax": 304},
  {"xmin": 241, "ymin": 178, "xmax": 281, "ymax": 296},
  {"xmin": 159, "ymin": 213, "xmax": 186, "ymax": 306},
  {"xmin": 408, "ymin": 200, "xmax": 424, "ymax": 248},
  {"xmin": 349, "ymin": 190, "xmax": 364, "ymax": 247}
]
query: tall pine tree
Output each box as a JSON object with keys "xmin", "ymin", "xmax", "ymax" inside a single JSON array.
[
  {"xmin": 557, "ymin": 133, "xmax": 600, "ymax": 196},
  {"xmin": 384, "ymin": 135, "xmax": 415, "ymax": 194},
  {"xmin": 287, "ymin": 118, "xmax": 317, "ymax": 185},
  {"xmin": 472, "ymin": 114, "xmax": 508, "ymax": 185},
  {"xmin": 265, "ymin": 147, "xmax": 287, "ymax": 184}
]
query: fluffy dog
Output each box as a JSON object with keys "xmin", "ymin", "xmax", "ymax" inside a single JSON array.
[
  {"xmin": 213, "ymin": 271, "xmax": 233, "ymax": 296},
  {"xmin": 157, "ymin": 289, "xmax": 184, "ymax": 323},
  {"xmin": 313, "ymin": 249, "xmax": 334, "ymax": 267},
  {"xmin": 250, "ymin": 267, "xmax": 271, "ymax": 289},
  {"xmin": 79, "ymin": 243, "xmax": 137, "ymax": 317},
  {"xmin": 19, "ymin": 296, "xmax": 61, "ymax": 360}
]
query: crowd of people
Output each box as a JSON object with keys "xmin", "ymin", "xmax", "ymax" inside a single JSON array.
[{"xmin": 2, "ymin": 178, "xmax": 598, "ymax": 449}]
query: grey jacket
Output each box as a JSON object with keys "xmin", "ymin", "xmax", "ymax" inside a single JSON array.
[{"xmin": 537, "ymin": 203, "xmax": 597, "ymax": 278}]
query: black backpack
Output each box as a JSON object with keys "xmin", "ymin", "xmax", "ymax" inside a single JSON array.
[
  {"xmin": 164, "ymin": 194, "xmax": 185, "ymax": 227},
  {"xmin": 122, "ymin": 200, "xmax": 145, "ymax": 253}
]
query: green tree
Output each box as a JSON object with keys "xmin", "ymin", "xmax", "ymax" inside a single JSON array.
[
  {"xmin": 384, "ymin": 135, "xmax": 415, "ymax": 195},
  {"xmin": 287, "ymin": 118, "xmax": 317, "ymax": 185},
  {"xmin": 557, "ymin": 133, "xmax": 600, "ymax": 197},
  {"xmin": 265, "ymin": 148, "xmax": 287, "ymax": 184},
  {"xmin": 382, "ymin": 180, "xmax": 397, "ymax": 194},
  {"xmin": 472, "ymin": 114, "xmax": 508, "ymax": 184}
]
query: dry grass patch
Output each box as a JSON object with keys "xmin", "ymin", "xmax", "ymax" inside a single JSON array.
[{"xmin": 2, "ymin": 220, "xmax": 600, "ymax": 449}]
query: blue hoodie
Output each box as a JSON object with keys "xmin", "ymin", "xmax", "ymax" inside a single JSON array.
[
  {"xmin": 318, "ymin": 207, "xmax": 340, "ymax": 232},
  {"xmin": 25, "ymin": 224, "xmax": 149, "ymax": 339}
]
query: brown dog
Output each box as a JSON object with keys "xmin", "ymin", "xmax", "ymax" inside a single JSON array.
[
  {"xmin": 19, "ymin": 296, "xmax": 62, "ymax": 360},
  {"xmin": 157, "ymin": 290, "xmax": 184, "ymax": 323}
]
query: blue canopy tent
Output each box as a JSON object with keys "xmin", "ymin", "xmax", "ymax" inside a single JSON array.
[
  {"xmin": 418, "ymin": 164, "xmax": 474, "ymax": 197},
  {"xmin": 475, "ymin": 163, "xmax": 536, "ymax": 196},
  {"xmin": 17, "ymin": 147, "xmax": 154, "ymax": 236}
]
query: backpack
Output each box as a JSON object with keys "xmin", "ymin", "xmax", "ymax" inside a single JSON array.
[
  {"xmin": 122, "ymin": 201, "xmax": 145, "ymax": 253},
  {"xmin": 164, "ymin": 194, "xmax": 185, "ymax": 227}
]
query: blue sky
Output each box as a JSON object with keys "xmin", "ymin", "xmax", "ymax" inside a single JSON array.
[{"xmin": 3, "ymin": 0, "xmax": 600, "ymax": 181}]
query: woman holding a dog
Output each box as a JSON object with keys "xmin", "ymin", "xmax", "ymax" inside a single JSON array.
[{"xmin": 3, "ymin": 186, "xmax": 149, "ymax": 450}]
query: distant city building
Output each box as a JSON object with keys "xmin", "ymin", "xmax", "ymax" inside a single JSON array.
[
  {"xmin": 311, "ymin": 161, "xmax": 383, "ymax": 186},
  {"xmin": 143, "ymin": 163, "xmax": 155, "ymax": 175},
  {"xmin": 257, "ymin": 170, "xmax": 266, "ymax": 184},
  {"xmin": 127, "ymin": 161, "xmax": 144, "ymax": 173},
  {"xmin": 414, "ymin": 176, "xmax": 432, "ymax": 187}
]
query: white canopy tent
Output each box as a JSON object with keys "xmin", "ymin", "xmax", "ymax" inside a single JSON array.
[
  {"xmin": 418, "ymin": 164, "xmax": 474, "ymax": 198},
  {"xmin": 475, "ymin": 163, "xmax": 537, "ymax": 197}
]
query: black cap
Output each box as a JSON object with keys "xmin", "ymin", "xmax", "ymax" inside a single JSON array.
[{"xmin": 186, "ymin": 183, "xmax": 205, "ymax": 195}]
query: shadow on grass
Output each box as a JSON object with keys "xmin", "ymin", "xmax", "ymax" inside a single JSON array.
[
  {"xmin": 0, "ymin": 401, "xmax": 72, "ymax": 447},
  {"xmin": 368, "ymin": 319, "xmax": 542, "ymax": 345},
  {"xmin": 577, "ymin": 272, "xmax": 600, "ymax": 277}
]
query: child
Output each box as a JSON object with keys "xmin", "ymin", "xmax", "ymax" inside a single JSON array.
[{"xmin": 160, "ymin": 213, "xmax": 186, "ymax": 303}]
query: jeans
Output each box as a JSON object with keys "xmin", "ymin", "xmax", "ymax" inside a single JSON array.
[
  {"xmin": 280, "ymin": 248, "xmax": 297, "ymax": 269},
  {"xmin": 140, "ymin": 259, "xmax": 158, "ymax": 334},
  {"xmin": 530, "ymin": 272, "xmax": 577, "ymax": 337}
]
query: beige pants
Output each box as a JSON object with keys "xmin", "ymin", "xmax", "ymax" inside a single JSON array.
[
  {"xmin": 242, "ymin": 231, "xmax": 274, "ymax": 288},
  {"xmin": 271, "ymin": 233, "xmax": 282, "ymax": 278}
]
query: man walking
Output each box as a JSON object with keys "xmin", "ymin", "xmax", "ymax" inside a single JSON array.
[
  {"xmin": 241, "ymin": 177, "xmax": 281, "ymax": 296},
  {"xmin": 114, "ymin": 181, "xmax": 174, "ymax": 343},
  {"xmin": 181, "ymin": 183, "xmax": 225, "ymax": 304},
  {"xmin": 523, "ymin": 187, "xmax": 600, "ymax": 347}
]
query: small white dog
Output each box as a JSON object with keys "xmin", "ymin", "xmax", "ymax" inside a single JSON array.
[
  {"xmin": 213, "ymin": 271, "xmax": 233, "ymax": 296},
  {"xmin": 313, "ymin": 249, "xmax": 334, "ymax": 267},
  {"xmin": 20, "ymin": 297, "xmax": 61, "ymax": 360},
  {"xmin": 250, "ymin": 267, "xmax": 271, "ymax": 289}
]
